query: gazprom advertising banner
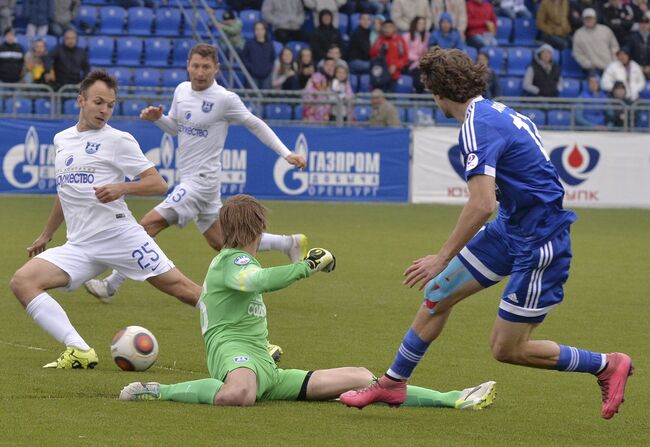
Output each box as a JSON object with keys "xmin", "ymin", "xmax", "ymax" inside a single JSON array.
[
  {"xmin": 0, "ymin": 120, "xmax": 409, "ymax": 202},
  {"xmin": 412, "ymin": 127, "xmax": 650, "ymax": 208}
]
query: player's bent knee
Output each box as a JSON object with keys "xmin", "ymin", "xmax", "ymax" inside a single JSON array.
[
  {"xmin": 423, "ymin": 257, "xmax": 474, "ymax": 314},
  {"xmin": 214, "ymin": 387, "xmax": 256, "ymax": 407},
  {"xmin": 9, "ymin": 268, "xmax": 33, "ymax": 299},
  {"xmin": 490, "ymin": 340, "xmax": 521, "ymax": 364}
]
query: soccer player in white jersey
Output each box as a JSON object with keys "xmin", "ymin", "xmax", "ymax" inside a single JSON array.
[
  {"xmin": 85, "ymin": 43, "xmax": 308, "ymax": 302},
  {"xmin": 9, "ymin": 70, "xmax": 203, "ymax": 369}
]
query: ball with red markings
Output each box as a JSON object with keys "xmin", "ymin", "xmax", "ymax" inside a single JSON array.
[{"xmin": 111, "ymin": 326, "xmax": 159, "ymax": 371}]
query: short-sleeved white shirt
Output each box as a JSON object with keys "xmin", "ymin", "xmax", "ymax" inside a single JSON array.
[{"xmin": 53, "ymin": 124, "xmax": 154, "ymax": 243}]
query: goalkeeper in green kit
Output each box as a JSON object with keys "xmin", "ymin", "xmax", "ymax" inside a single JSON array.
[{"xmin": 119, "ymin": 194, "xmax": 496, "ymax": 409}]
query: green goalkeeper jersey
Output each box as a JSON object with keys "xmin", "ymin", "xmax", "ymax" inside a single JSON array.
[{"xmin": 198, "ymin": 248, "xmax": 312, "ymax": 353}]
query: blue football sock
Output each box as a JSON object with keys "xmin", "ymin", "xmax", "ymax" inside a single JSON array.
[
  {"xmin": 556, "ymin": 345, "xmax": 606, "ymax": 374},
  {"xmin": 386, "ymin": 328, "xmax": 431, "ymax": 380}
]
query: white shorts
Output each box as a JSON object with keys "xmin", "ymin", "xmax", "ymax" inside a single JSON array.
[
  {"xmin": 155, "ymin": 181, "xmax": 222, "ymax": 234},
  {"xmin": 37, "ymin": 225, "xmax": 175, "ymax": 291}
]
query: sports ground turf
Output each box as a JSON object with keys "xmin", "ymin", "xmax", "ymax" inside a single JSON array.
[{"xmin": 0, "ymin": 196, "xmax": 648, "ymax": 446}]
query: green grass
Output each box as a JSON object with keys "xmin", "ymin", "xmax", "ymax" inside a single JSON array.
[{"xmin": 0, "ymin": 196, "xmax": 648, "ymax": 446}]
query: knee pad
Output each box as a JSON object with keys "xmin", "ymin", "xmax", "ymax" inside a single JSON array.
[{"xmin": 423, "ymin": 257, "xmax": 474, "ymax": 314}]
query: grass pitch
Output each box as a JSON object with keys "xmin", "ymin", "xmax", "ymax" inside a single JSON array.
[{"xmin": 0, "ymin": 196, "xmax": 648, "ymax": 446}]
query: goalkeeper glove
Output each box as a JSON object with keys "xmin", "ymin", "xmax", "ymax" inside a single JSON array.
[{"xmin": 303, "ymin": 248, "xmax": 336, "ymax": 273}]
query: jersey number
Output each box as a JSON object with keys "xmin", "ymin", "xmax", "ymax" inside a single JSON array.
[
  {"xmin": 132, "ymin": 242, "xmax": 160, "ymax": 270},
  {"xmin": 166, "ymin": 187, "xmax": 187, "ymax": 203},
  {"xmin": 510, "ymin": 113, "xmax": 550, "ymax": 161}
]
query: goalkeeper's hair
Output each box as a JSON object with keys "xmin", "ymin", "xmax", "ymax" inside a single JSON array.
[{"xmin": 220, "ymin": 194, "xmax": 267, "ymax": 249}]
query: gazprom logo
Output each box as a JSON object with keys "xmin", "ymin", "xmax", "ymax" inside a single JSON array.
[
  {"xmin": 2, "ymin": 126, "xmax": 56, "ymax": 190},
  {"xmin": 549, "ymin": 144, "xmax": 600, "ymax": 186},
  {"xmin": 273, "ymin": 133, "xmax": 381, "ymax": 198}
]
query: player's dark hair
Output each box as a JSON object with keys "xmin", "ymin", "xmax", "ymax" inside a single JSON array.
[
  {"xmin": 419, "ymin": 46, "xmax": 489, "ymax": 103},
  {"xmin": 220, "ymin": 194, "xmax": 267, "ymax": 249},
  {"xmin": 79, "ymin": 69, "xmax": 118, "ymax": 96},
  {"xmin": 188, "ymin": 43, "xmax": 218, "ymax": 65}
]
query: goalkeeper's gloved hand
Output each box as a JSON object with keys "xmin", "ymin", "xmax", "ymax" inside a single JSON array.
[{"xmin": 303, "ymin": 248, "xmax": 336, "ymax": 273}]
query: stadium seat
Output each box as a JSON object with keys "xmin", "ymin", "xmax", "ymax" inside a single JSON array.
[
  {"xmin": 240, "ymin": 9, "xmax": 260, "ymax": 39},
  {"xmin": 155, "ymin": 8, "xmax": 182, "ymax": 36},
  {"xmin": 121, "ymin": 100, "xmax": 146, "ymax": 116},
  {"xmin": 87, "ymin": 36, "xmax": 114, "ymax": 65},
  {"xmin": 358, "ymin": 74, "xmax": 370, "ymax": 92},
  {"xmin": 99, "ymin": 6, "xmax": 126, "ymax": 34},
  {"xmin": 76, "ymin": 5, "xmax": 98, "ymax": 31},
  {"xmin": 75, "ymin": 36, "xmax": 88, "ymax": 49},
  {"xmin": 127, "ymin": 7, "xmax": 154, "ymax": 35},
  {"xmin": 496, "ymin": 17, "xmax": 513, "ymax": 45},
  {"xmin": 186, "ymin": 9, "xmax": 218, "ymax": 37},
  {"xmin": 350, "ymin": 13, "xmax": 362, "ymax": 32},
  {"xmin": 41, "ymin": 35, "xmax": 57, "ymax": 52},
  {"xmin": 15, "ymin": 34, "xmax": 29, "ymax": 52},
  {"xmin": 435, "ymin": 108, "xmax": 457, "ymax": 125},
  {"xmin": 264, "ymin": 104, "xmax": 292, "ymax": 120},
  {"xmin": 354, "ymin": 105, "xmax": 371, "ymax": 122},
  {"xmin": 272, "ymin": 41, "xmax": 283, "ymax": 57},
  {"xmin": 506, "ymin": 47, "xmax": 532, "ymax": 76},
  {"xmin": 5, "ymin": 97, "xmax": 33, "ymax": 114},
  {"xmin": 560, "ymin": 49, "xmax": 584, "ymax": 78},
  {"xmin": 406, "ymin": 107, "xmax": 434, "ymax": 124},
  {"xmin": 513, "ymin": 18, "xmax": 537, "ymax": 46},
  {"xmin": 339, "ymin": 13, "xmax": 349, "ymax": 35},
  {"xmin": 501, "ymin": 76, "xmax": 523, "ymax": 96},
  {"xmin": 635, "ymin": 111, "xmax": 650, "ymax": 128},
  {"xmin": 463, "ymin": 46, "xmax": 478, "ymax": 61},
  {"xmin": 173, "ymin": 39, "xmax": 195, "ymax": 66},
  {"xmin": 559, "ymin": 78, "xmax": 581, "ymax": 98},
  {"xmin": 286, "ymin": 40, "xmax": 307, "ymax": 58},
  {"xmin": 63, "ymin": 98, "xmax": 80, "ymax": 115},
  {"xmin": 395, "ymin": 75, "xmax": 413, "ymax": 93},
  {"xmin": 547, "ymin": 110, "xmax": 571, "ymax": 127},
  {"xmin": 115, "ymin": 37, "xmax": 143, "ymax": 66},
  {"xmin": 212, "ymin": 8, "xmax": 226, "ymax": 21},
  {"xmin": 640, "ymin": 80, "xmax": 650, "ymax": 99},
  {"xmin": 483, "ymin": 46, "xmax": 506, "ymax": 74},
  {"xmin": 106, "ymin": 66, "xmax": 133, "ymax": 85},
  {"xmin": 521, "ymin": 109, "xmax": 546, "ymax": 126},
  {"xmin": 348, "ymin": 73, "xmax": 358, "ymax": 92},
  {"xmin": 162, "ymin": 68, "xmax": 186, "ymax": 87},
  {"xmin": 293, "ymin": 104, "xmax": 303, "ymax": 119},
  {"xmin": 144, "ymin": 38, "xmax": 172, "ymax": 67},
  {"xmin": 34, "ymin": 98, "xmax": 51, "ymax": 115},
  {"xmin": 133, "ymin": 68, "xmax": 160, "ymax": 88}
]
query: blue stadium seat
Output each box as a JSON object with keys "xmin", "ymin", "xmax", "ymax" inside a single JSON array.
[
  {"xmin": 162, "ymin": 68, "xmax": 186, "ymax": 87},
  {"xmin": 506, "ymin": 47, "xmax": 532, "ymax": 76},
  {"xmin": 41, "ymin": 35, "xmax": 57, "ymax": 52},
  {"xmin": 75, "ymin": 36, "xmax": 88, "ymax": 49},
  {"xmin": 547, "ymin": 110, "xmax": 570, "ymax": 127},
  {"xmin": 435, "ymin": 108, "xmax": 457, "ymax": 125},
  {"xmin": 134, "ymin": 68, "xmax": 160, "ymax": 88},
  {"xmin": 185, "ymin": 9, "xmax": 217, "ymax": 37},
  {"xmin": 354, "ymin": 105, "xmax": 371, "ymax": 122},
  {"xmin": 155, "ymin": 8, "xmax": 182, "ymax": 36},
  {"xmin": 212, "ymin": 8, "xmax": 226, "ymax": 21},
  {"xmin": 639, "ymin": 80, "xmax": 650, "ymax": 99},
  {"xmin": 63, "ymin": 99, "xmax": 80, "ymax": 115},
  {"xmin": 173, "ymin": 39, "xmax": 194, "ymax": 66},
  {"xmin": 293, "ymin": 104, "xmax": 303, "ymax": 119},
  {"xmin": 406, "ymin": 107, "xmax": 434, "ymax": 124},
  {"xmin": 34, "ymin": 98, "xmax": 51, "ymax": 115},
  {"xmin": 348, "ymin": 73, "xmax": 358, "ymax": 92},
  {"xmin": 514, "ymin": 18, "xmax": 537, "ymax": 46},
  {"xmin": 272, "ymin": 41, "xmax": 283, "ymax": 57},
  {"xmin": 560, "ymin": 49, "xmax": 584, "ymax": 78},
  {"xmin": 286, "ymin": 40, "xmax": 306, "ymax": 58},
  {"xmin": 483, "ymin": 46, "xmax": 506, "ymax": 74},
  {"xmin": 358, "ymin": 74, "xmax": 370, "ymax": 92},
  {"xmin": 635, "ymin": 111, "xmax": 650, "ymax": 128},
  {"xmin": 521, "ymin": 109, "xmax": 546, "ymax": 126},
  {"xmin": 127, "ymin": 7, "xmax": 154, "ymax": 35},
  {"xmin": 88, "ymin": 36, "xmax": 114, "ymax": 65},
  {"xmin": 559, "ymin": 78, "xmax": 581, "ymax": 98},
  {"xmin": 463, "ymin": 46, "xmax": 478, "ymax": 61},
  {"xmin": 264, "ymin": 104, "xmax": 292, "ymax": 120},
  {"xmin": 496, "ymin": 17, "xmax": 513, "ymax": 45},
  {"xmin": 15, "ymin": 34, "xmax": 29, "ymax": 52},
  {"xmin": 99, "ymin": 6, "xmax": 126, "ymax": 34},
  {"xmin": 144, "ymin": 38, "xmax": 171, "ymax": 66},
  {"xmin": 395, "ymin": 75, "xmax": 413, "ymax": 93},
  {"xmin": 121, "ymin": 100, "xmax": 146, "ymax": 116},
  {"xmin": 339, "ymin": 13, "xmax": 349, "ymax": 35},
  {"xmin": 240, "ymin": 9, "xmax": 260, "ymax": 39},
  {"xmin": 76, "ymin": 5, "xmax": 98, "ymax": 30},
  {"xmin": 106, "ymin": 66, "xmax": 132, "ymax": 85},
  {"xmin": 350, "ymin": 13, "xmax": 362, "ymax": 32},
  {"xmin": 115, "ymin": 37, "xmax": 142, "ymax": 66},
  {"xmin": 5, "ymin": 97, "xmax": 33, "ymax": 114},
  {"xmin": 501, "ymin": 77, "xmax": 523, "ymax": 96}
]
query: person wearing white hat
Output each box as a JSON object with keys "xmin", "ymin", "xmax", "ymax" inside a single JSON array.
[{"xmin": 573, "ymin": 8, "xmax": 620, "ymax": 71}]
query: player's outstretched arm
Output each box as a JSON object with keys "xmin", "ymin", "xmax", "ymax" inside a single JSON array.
[
  {"xmin": 94, "ymin": 167, "xmax": 168, "ymax": 203},
  {"xmin": 142, "ymin": 105, "xmax": 179, "ymax": 136},
  {"xmin": 27, "ymin": 196, "xmax": 64, "ymax": 257}
]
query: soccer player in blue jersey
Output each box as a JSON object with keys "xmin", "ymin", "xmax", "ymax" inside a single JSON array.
[{"xmin": 339, "ymin": 47, "xmax": 633, "ymax": 419}]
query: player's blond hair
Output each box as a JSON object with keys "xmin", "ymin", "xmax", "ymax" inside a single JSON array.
[
  {"xmin": 419, "ymin": 46, "xmax": 488, "ymax": 102},
  {"xmin": 220, "ymin": 194, "xmax": 267, "ymax": 249}
]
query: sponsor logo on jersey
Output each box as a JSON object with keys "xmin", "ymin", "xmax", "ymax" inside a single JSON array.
[
  {"xmin": 201, "ymin": 101, "xmax": 214, "ymax": 113},
  {"xmin": 248, "ymin": 302, "xmax": 267, "ymax": 318},
  {"xmin": 2, "ymin": 126, "xmax": 57, "ymax": 190},
  {"xmin": 273, "ymin": 133, "xmax": 381, "ymax": 198},
  {"xmin": 234, "ymin": 255, "xmax": 251, "ymax": 265},
  {"xmin": 56, "ymin": 168, "xmax": 96, "ymax": 186},
  {"xmin": 233, "ymin": 356, "xmax": 249, "ymax": 363},
  {"xmin": 65, "ymin": 155, "xmax": 74, "ymax": 166},
  {"xmin": 85, "ymin": 142, "xmax": 101, "ymax": 154},
  {"xmin": 465, "ymin": 153, "xmax": 479, "ymax": 171},
  {"xmin": 178, "ymin": 124, "xmax": 209, "ymax": 138},
  {"xmin": 549, "ymin": 144, "xmax": 600, "ymax": 186},
  {"xmin": 184, "ymin": 111, "xmax": 192, "ymax": 120}
]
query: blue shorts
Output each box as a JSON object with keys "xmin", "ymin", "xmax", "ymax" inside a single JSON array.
[{"xmin": 457, "ymin": 221, "xmax": 572, "ymax": 323}]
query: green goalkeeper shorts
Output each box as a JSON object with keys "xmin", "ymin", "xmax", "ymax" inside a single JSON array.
[{"xmin": 207, "ymin": 341, "xmax": 310, "ymax": 401}]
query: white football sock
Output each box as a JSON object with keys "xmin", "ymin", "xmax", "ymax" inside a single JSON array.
[
  {"xmin": 258, "ymin": 233, "xmax": 292, "ymax": 253},
  {"xmin": 105, "ymin": 269, "xmax": 127, "ymax": 292},
  {"xmin": 26, "ymin": 293, "xmax": 91, "ymax": 351}
]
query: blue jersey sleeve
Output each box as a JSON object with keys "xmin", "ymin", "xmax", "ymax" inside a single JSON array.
[{"xmin": 459, "ymin": 114, "xmax": 506, "ymax": 182}]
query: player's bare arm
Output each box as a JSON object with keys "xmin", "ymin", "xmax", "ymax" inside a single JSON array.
[
  {"xmin": 93, "ymin": 167, "xmax": 168, "ymax": 203},
  {"xmin": 404, "ymin": 174, "xmax": 496, "ymax": 289},
  {"xmin": 27, "ymin": 196, "xmax": 65, "ymax": 257}
]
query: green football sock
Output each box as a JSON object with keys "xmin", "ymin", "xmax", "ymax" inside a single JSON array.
[
  {"xmin": 402, "ymin": 385, "xmax": 462, "ymax": 408},
  {"xmin": 159, "ymin": 378, "xmax": 223, "ymax": 405}
]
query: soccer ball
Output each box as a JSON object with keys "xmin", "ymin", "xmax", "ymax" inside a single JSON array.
[{"xmin": 111, "ymin": 326, "xmax": 159, "ymax": 371}]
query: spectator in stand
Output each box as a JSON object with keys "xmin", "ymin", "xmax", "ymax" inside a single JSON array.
[
  {"xmin": 310, "ymin": 9, "xmax": 342, "ymax": 63},
  {"xmin": 628, "ymin": 14, "xmax": 650, "ymax": 78},
  {"xmin": 428, "ymin": 12, "xmax": 465, "ymax": 49},
  {"xmin": 432, "ymin": 0, "xmax": 468, "ymax": 41},
  {"xmin": 536, "ymin": 0, "xmax": 571, "ymax": 50},
  {"xmin": 495, "ymin": 0, "xmax": 532, "ymax": 20},
  {"xmin": 50, "ymin": 0, "xmax": 80, "ymax": 37},
  {"xmin": 317, "ymin": 44, "xmax": 349, "ymax": 70},
  {"xmin": 403, "ymin": 16, "xmax": 429, "ymax": 93},
  {"xmin": 523, "ymin": 43, "xmax": 563, "ymax": 97},
  {"xmin": 576, "ymin": 73, "xmax": 609, "ymax": 128},
  {"xmin": 296, "ymin": 47, "xmax": 315, "ymax": 88},
  {"xmin": 43, "ymin": 29, "xmax": 89, "ymax": 90},
  {"xmin": 220, "ymin": 9, "xmax": 245, "ymax": 52},
  {"xmin": 242, "ymin": 21, "xmax": 276, "ymax": 89},
  {"xmin": 369, "ymin": 88, "xmax": 401, "ymax": 127},
  {"xmin": 271, "ymin": 47, "xmax": 300, "ymax": 90},
  {"xmin": 477, "ymin": 51, "xmax": 502, "ymax": 98},
  {"xmin": 23, "ymin": 38, "xmax": 47, "ymax": 83},
  {"xmin": 261, "ymin": 0, "xmax": 306, "ymax": 45},
  {"xmin": 341, "ymin": 0, "xmax": 389, "ymax": 15},
  {"xmin": 331, "ymin": 65, "xmax": 354, "ymax": 122},
  {"xmin": 602, "ymin": 0, "xmax": 635, "ymax": 46},
  {"xmin": 569, "ymin": 0, "xmax": 601, "ymax": 32},
  {"xmin": 303, "ymin": 0, "xmax": 346, "ymax": 28},
  {"xmin": 391, "ymin": 0, "xmax": 432, "ymax": 33},
  {"xmin": 0, "ymin": 27, "xmax": 24, "ymax": 82},
  {"xmin": 0, "ymin": 0, "xmax": 15, "ymax": 35},
  {"xmin": 303, "ymin": 56, "xmax": 335, "ymax": 122},
  {"xmin": 347, "ymin": 12, "xmax": 372, "ymax": 74},
  {"xmin": 466, "ymin": 0, "xmax": 498, "ymax": 48},
  {"xmin": 370, "ymin": 19, "xmax": 409, "ymax": 91},
  {"xmin": 573, "ymin": 8, "xmax": 619, "ymax": 72},
  {"xmin": 631, "ymin": 0, "xmax": 649, "ymax": 25},
  {"xmin": 601, "ymin": 48, "xmax": 646, "ymax": 100},
  {"xmin": 370, "ymin": 14, "xmax": 386, "ymax": 45},
  {"xmin": 607, "ymin": 80, "xmax": 630, "ymax": 126},
  {"xmin": 24, "ymin": 0, "xmax": 51, "ymax": 37}
]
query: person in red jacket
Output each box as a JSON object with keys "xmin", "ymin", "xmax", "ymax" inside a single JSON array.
[
  {"xmin": 466, "ymin": 0, "xmax": 498, "ymax": 48},
  {"xmin": 370, "ymin": 19, "xmax": 409, "ymax": 91}
]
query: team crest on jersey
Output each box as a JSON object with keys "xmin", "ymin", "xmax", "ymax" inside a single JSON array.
[
  {"xmin": 234, "ymin": 255, "xmax": 251, "ymax": 266},
  {"xmin": 85, "ymin": 142, "xmax": 101, "ymax": 154},
  {"xmin": 465, "ymin": 153, "xmax": 479, "ymax": 171},
  {"xmin": 233, "ymin": 356, "xmax": 249, "ymax": 363},
  {"xmin": 65, "ymin": 155, "xmax": 74, "ymax": 166},
  {"xmin": 185, "ymin": 111, "xmax": 192, "ymax": 120},
  {"xmin": 201, "ymin": 101, "xmax": 214, "ymax": 113}
]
